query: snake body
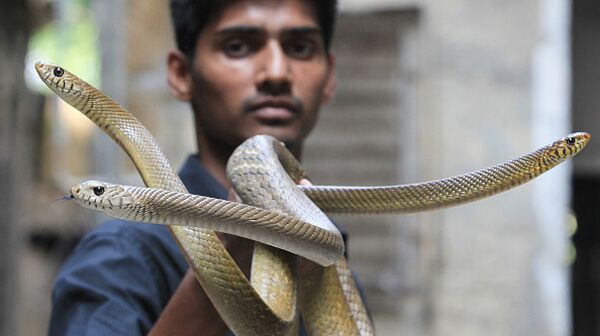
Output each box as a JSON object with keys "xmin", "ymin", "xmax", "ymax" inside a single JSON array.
[
  {"xmin": 36, "ymin": 62, "xmax": 589, "ymax": 335},
  {"xmin": 300, "ymin": 135, "xmax": 589, "ymax": 213}
]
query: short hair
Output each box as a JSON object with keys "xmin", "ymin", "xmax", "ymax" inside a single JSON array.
[{"xmin": 169, "ymin": 0, "xmax": 337, "ymax": 57}]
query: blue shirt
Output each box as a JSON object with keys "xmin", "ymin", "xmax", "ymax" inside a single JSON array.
[{"xmin": 48, "ymin": 155, "xmax": 362, "ymax": 335}]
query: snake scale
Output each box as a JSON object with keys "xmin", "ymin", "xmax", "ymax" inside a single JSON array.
[{"xmin": 36, "ymin": 62, "xmax": 589, "ymax": 335}]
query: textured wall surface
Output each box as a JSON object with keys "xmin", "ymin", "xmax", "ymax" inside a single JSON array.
[{"xmin": 318, "ymin": 1, "xmax": 571, "ymax": 335}]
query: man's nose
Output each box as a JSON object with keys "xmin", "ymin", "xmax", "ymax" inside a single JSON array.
[{"xmin": 257, "ymin": 41, "xmax": 291, "ymax": 94}]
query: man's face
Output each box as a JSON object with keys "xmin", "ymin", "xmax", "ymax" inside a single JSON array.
[{"xmin": 188, "ymin": 0, "xmax": 335, "ymax": 154}]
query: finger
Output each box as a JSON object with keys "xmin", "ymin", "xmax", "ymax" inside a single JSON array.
[
  {"xmin": 298, "ymin": 257, "xmax": 319, "ymax": 276},
  {"xmin": 299, "ymin": 178, "xmax": 313, "ymax": 186},
  {"xmin": 228, "ymin": 188, "xmax": 242, "ymax": 203}
]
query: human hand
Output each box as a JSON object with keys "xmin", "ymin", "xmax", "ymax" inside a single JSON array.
[{"xmin": 148, "ymin": 189, "xmax": 254, "ymax": 336}]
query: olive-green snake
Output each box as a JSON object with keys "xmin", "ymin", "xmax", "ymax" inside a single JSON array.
[{"xmin": 36, "ymin": 62, "xmax": 589, "ymax": 335}]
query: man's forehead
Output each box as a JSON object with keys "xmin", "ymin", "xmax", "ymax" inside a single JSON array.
[{"xmin": 210, "ymin": 0, "xmax": 320, "ymax": 34}]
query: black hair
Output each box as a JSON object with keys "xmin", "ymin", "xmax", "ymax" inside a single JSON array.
[{"xmin": 169, "ymin": 0, "xmax": 337, "ymax": 57}]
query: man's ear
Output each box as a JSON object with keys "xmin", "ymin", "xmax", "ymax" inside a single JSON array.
[
  {"xmin": 321, "ymin": 53, "xmax": 337, "ymax": 104},
  {"xmin": 167, "ymin": 49, "xmax": 193, "ymax": 101}
]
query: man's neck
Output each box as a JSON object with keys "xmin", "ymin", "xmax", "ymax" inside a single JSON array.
[
  {"xmin": 196, "ymin": 136, "xmax": 304, "ymax": 190},
  {"xmin": 196, "ymin": 139, "xmax": 235, "ymax": 190}
]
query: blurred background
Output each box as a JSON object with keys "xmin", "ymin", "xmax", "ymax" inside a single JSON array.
[{"xmin": 2, "ymin": 0, "xmax": 600, "ymax": 335}]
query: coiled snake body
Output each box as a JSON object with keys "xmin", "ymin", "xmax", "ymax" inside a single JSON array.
[{"xmin": 36, "ymin": 62, "xmax": 589, "ymax": 335}]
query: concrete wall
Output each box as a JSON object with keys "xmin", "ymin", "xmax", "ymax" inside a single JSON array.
[
  {"xmin": 321, "ymin": 1, "xmax": 571, "ymax": 335},
  {"xmin": 572, "ymin": 0, "xmax": 600, "ymax": 174}
]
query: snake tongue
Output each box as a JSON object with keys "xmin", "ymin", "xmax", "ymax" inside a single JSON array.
[{"xmin": 54, "ymin": 194, "xmax": 74, "ymax": 202}]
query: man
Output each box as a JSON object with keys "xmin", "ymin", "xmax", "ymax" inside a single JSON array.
[{"xmin": 49, "ymin": 0, "xmax": 346, "ymax": 335}]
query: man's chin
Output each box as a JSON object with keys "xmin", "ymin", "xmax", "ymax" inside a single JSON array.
[{"xmin": 245, "ymin": 128, "xmax": 303, "ymax": 154}]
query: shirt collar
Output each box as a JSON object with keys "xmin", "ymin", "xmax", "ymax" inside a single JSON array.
[{"xmin": 178, "ymin": 155, "xmax": 228, "ymax": 200}]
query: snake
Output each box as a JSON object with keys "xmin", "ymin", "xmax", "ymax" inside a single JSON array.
[{"xmin": 36, "ymin": 62, "xmax": 589, "ymax": 335}]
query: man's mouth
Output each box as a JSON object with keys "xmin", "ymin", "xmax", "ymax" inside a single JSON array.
[
  {"xmin": 252, "ymin": 106, "xmax": 295, "ymax": 122},
  {"xmin": 245, "ymin": 96, "xmax": 302, "ymax": 124}
]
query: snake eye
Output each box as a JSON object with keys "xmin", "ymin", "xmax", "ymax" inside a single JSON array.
[
  {"xmin": 93, "ymin": 186, "xmax": 105, "ymax": 196},
  {"xmin": 566, "ymin": 137, "xmax": 576, "ymax": 146},
  {"xmin": 53, "ymin": 67, "xmax": 64, "ymax": 77}
]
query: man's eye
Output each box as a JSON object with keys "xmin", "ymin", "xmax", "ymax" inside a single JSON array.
[
  {"xmin": 223, "ymin": 39, "xmax": 252, "ymax": 57},
  {"xmin": 285, "ymin": 40, "xmax": 316, "ymax": 59}
]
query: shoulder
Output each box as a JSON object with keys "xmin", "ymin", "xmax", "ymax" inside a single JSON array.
[
  {"xmin": 49, "ymin": 220, "xmax": 187, "ymax": 335},
  {"xmin": 85, "ymin": 219, "xmax": 184, "ymax": 262},
  {"xmin": 61, "ymin": 219, "xmax": 188, "ymax": 295}
]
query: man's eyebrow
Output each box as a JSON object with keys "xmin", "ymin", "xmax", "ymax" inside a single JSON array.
[
  {"xmin": 215, "ymin": 26, "xmax": 265, "ymax": 37},
  {"xmin": 215, "ymin": 25, "xmax": 321, "ymax": 37},
  {"xmin": 281, "ymin": 27, "xmax": 321, "ymax": 36}
]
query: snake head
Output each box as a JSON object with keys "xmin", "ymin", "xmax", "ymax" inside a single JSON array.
[
  {"xmin": 70, "ymin": 180, "xmax": 134, "ymax": 213},
  {"xmin": 547, "ymin": 132, "xmax": 591, "ymax": 162},
  {"xmin": 34, "ymin": 62, "xmax": 91, "ymax": 108}
]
